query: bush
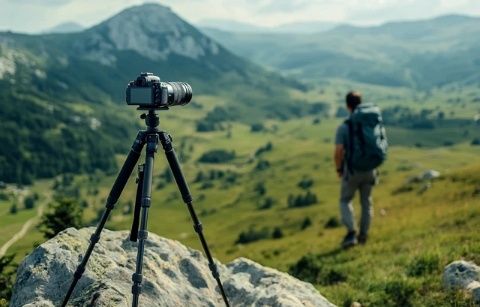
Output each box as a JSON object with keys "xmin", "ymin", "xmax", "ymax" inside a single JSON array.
[
  {"xmin": 9, "ymin": 203, "xmax": 17, "ymax": 214},
  {"xmin": 39, "ymin": 198, "xmax": 83, "ymax": 239},
  {"xmin": 198, "ymin": 150, "xmax": 235, "ymax": 163},
  {"xmin": 301, "ymin": 217, "xmax": 312, "ymax": 230},
  {"xmin": 289, "ymin": 254, "xmax": 346, "ymax": 285},
  {"xmin": 324, "ymin": 216, "xmax": 341, "ymax": 229},
  {"xmin": 272, "ymin": 227, "xmax": 284, "ymax": 239},
  {"xmin": 24, "ymin": 195, "xmax": 36, "ymax": 210},
  {"xmin": 384, "ymin": 280, "xmax": 415, "ymax": 307},
  {"xmin": 255, "ymin": 142, "xmax": 273, "ymax": 157},
  {"xmin": 235, "ymin": 227, "xmax": 270, "ymax": 244},
  {"xmin": 287, "ymin": 191, "xmax": 318, "ymax": 208},
  {"xmin": 406, "ymin": 254, "xmax": 440, "ymax": 277},
  {"xmin": 255, "ymin": 160, "xmax": 270, "ymax": 171},
  {"xmin": 258, "ymin": 197, "xmax": 275, "ymax": 210},
  {"xmin": 471, "ymin": 138, "xmax": 480, "ymax": 146},
  {"xmin": 0, "ymin": 254, "xmax": 16, "ymax": 303},
  {"xmin": 250, "ymin": 123, "xmax": 265, "ymax": 132},
  {"xmin": 254, "ymin": 182, "xmax": 266, "ymax": 196},
  {"xmin": 298, "ymin": 177, "xmax": 314, "ymax": 190},
  {"xmin": 312, "ymin": 118, "xmax": 321, "ymax": 125}
]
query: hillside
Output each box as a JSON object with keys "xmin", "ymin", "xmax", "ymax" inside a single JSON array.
[
  {"xmin": 0, "ymin": 3, "xmax": 308, "ymax": 184},
  {"xmin": 203, "ymin": 14, "xmax": 480, "ymax": 88}
]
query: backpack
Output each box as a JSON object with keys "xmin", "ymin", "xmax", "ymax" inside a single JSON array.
[{"xmin": 346, "ymin": 102, "xmax": 388, "ymax": 173}]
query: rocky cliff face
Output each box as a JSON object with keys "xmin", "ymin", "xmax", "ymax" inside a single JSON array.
[
  {"xmin": 11, "ymin": 228, "xmax": 335, "ymax": 307},
  {"xmin": 78, "ymin": 4, "xmax": 221, "ymax": 65}
]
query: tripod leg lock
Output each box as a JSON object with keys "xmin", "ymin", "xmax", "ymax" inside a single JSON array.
[
  {"xmin": 132, "ymin": 273, "xmax": 143, "ymax": 284},
  {"xmin": 131, "ymin": 272, "xmax": 143, "ymax": 295},
  {"xmin": 132, "ymin": 284, "xmax": 142, "ymax": 295},
  {"xmin": 141, "ymin": 197, "xmax": 151, "ymax": 208},
  {"xmin": 193, "ymin": 222, "xmax": 203, "ymax": 233},
  {"xmin": 138, "ymin": 230, "xmax": 149, "ymax": 240}
]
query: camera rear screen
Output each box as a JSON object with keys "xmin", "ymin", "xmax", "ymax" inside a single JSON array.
[{"xmin": 130, "ymin": 88, "xmax": 153, "ymax": 105}]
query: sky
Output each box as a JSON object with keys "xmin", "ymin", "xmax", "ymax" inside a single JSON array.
[{"xmin": 0, "ymin": 0, "xmax": 479, "ymax": 33}]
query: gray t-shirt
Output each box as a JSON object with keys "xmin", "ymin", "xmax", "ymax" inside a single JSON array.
[{"xmin": 335, "ymin": 123, "xmax": 349, "ymax": 148}]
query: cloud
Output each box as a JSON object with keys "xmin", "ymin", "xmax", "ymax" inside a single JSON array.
[{"xmin": 0, "ymin": 0, "xmax": 479, "ymax": 33}]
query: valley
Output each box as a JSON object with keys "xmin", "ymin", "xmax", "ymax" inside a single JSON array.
[{"xmin": 0, "ymin": 3, "xmax": 479, "ymax": 306}]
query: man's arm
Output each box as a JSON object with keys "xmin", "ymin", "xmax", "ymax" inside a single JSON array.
[{"xmin": 334, "ymin": 144, "xmax": 344, "ymax": 178}]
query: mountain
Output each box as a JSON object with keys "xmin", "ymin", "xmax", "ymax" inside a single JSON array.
[
  {"xmin": 44, "ymin": 22, "xmax": 84, "ymax": 33},
  {"xmin": 0, "ymin": 3, "xmax": 305, "ymax": 184},
  {"xmin": 203, "ymin": 14, "xmax": 480, "ymax": 88}
]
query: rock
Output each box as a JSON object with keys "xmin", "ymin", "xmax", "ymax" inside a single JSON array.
[
  {"xmin": 443, "ymin": 260, "xmax": 480, "ymax": 303},
  {"xmin": 11, "ymin": 228, "xmax": 335, "ymax": 307},
  {"xmin": 421, "ymin": 170, "xmax": 441, "ymax": 181}
]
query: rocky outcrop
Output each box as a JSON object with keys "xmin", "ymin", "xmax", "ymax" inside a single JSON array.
[
  {"xmin": 443, "ymin": 260, "xmax": 480, "ymax": 304},
  {"xmin": 11, "ymin": 228, "xmax": 335, "ymax": 307}
]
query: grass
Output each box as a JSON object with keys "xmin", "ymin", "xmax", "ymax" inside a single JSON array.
[{"xmin": 1, "ymin": 83, "xmax": 479, "ymax": 305}]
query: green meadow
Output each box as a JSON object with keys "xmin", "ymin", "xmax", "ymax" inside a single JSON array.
[{"xmin": 1, "ymin": 82, "xmax": 479, "ymax": 306}]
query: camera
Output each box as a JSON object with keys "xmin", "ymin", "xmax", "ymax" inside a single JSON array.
[{"xmin": 126, "ymin": 72, "xmax": 193, "ymax": 109}]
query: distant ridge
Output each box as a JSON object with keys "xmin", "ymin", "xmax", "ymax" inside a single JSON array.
[{"xmin": 44, "ymin": 22, "xmax": 84, "ymax": 33}]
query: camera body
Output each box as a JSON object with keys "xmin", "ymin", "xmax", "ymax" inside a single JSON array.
[{"xmin": 126, "ymin": 72, "xmax": 192, "ymax": 109}]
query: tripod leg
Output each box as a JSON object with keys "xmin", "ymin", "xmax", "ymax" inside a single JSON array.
[
  {"xmin": 130, "ymin": 165, "xmax": 145, "ymax": 242},
  {"xmin": 159, "ymin": 132, "xmax": 230, "ymax": 307},
  {"xmin": 131, "ymin": 134, "xmax": 158, "ymax": 307},
  {"xmin": 61, "ymin": 131, "xmax": 146, "ymax": 307}
]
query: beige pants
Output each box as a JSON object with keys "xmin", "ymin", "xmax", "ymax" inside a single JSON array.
[{"xmin": 340, "ymin": 170, "xmax": 376, "ymax": 234}]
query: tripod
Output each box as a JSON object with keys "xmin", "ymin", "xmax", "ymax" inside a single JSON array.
[{"xmin": 62, "ymin": 110, "xmax": 230, "ymax": 307}]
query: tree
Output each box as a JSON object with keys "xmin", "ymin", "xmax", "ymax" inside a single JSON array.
[
  {"xmin": 0, "ymin": 254, "xmax": 16, "ymax": 303},
  {"xmin": 24, "ymin": 196, "xmax": 36, "ymax": 210},
  {"xmin": 9, "ymin": 203, "xmax": 17, "ymax": 215},
  {"xmin": 39, "ymin": 198, "xmax": 83, "ymax": 239}
]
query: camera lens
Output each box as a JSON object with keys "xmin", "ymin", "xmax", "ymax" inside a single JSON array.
[{"xmin": 163, "ymin": 82, "xmax": 193, "ymax": 106}]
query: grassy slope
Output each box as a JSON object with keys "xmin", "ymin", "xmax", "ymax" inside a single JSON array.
[{"xmin": 1, "ymin": 86, "xmax": 479, "ymax": 305}]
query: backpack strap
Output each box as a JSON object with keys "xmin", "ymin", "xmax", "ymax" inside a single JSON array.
[{"xmin": 345, "ymin": 119, "xmax": 354, "ymax": 175}]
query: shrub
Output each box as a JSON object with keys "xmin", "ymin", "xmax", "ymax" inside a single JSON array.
[
  {"xmin": 0, "ymin": 254, "xmax": 16, "ymax": 303},
  {"xmin": 289, "ymin": 254, "xmax": 346, "ymax": 285},
  {"xmin": 250, "ymin": 123, "xmax": 265, "ymax": 132},
  {"xmin": 198, "ymin": 150, "xmax": 235, "ymax": 163},
  {"xmin": 9, "ymin": 203, "xmax": 17, "ymax": 214},
  {"xmin": 255, "ymin": 142, "xmax": 273, "ymax": 157},
  {"xmin": 384, "ymin": 280, "xmax": 415, "ymax": 307},
  {"xmin": 324, "ymin": 216, "xmax": 341, "ymax": 229},
  {"xmin": 254, "ymin": 182, "xmax": 266, "ymax": 196},
  {"xmin": 471, "ymin": 138, "xmax": 480, "ymax": 146},
  {"xmin": 287, "ymin": 191, "xmax": 318, "ymax": 208},
  {"xmin": 298, "ymin": 177, "xmax": 314, "ymax": 190},
  {"xmin": 24, "ymin": 195, "xmax": 36, "ymax": 210},
  {"xmin": 255, "ymin": 160, "xmax": 270, "ymax": 171},
  {"xmin": 272, "ymin": 227, "xmax": 284, "ymax": 239},
  {"xmin": 235, "ymin": 227, "xmax": 270, "ymax": 244},
  {"xmin": 301, "ymin": 217, "xmax": 312, "ymax": 230},
  {"xmin": 258, "ymin": 197, "xmax": 275, "ymax": 210},
  {"xmin": 196, "ymin": 121, "xmax": 218, "ymax": 132},
  {"xmin": 406, "ymin": 254, "xmax": 440, "ymax": 277}
]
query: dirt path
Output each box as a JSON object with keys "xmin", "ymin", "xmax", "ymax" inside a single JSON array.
[{"xmin": 0, "ymin": 196, "xmax": 48, "ymax": 258}]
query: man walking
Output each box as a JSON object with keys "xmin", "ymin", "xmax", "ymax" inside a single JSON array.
[{"xmin": 334, "ymin": 91, "xmax": 387, "ymax": 248}]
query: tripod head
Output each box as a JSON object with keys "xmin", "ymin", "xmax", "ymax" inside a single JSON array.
[{"xmin": 140, "ymin": 110, "xmax": 160, "ymax": 131}]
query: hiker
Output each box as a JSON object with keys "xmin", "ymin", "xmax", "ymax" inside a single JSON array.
[{"xmin": 334, "ymin": 91, "xmax": 387, "ymax": 248}]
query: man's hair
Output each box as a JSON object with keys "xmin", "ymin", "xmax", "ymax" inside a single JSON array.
[{"xmin": 346, "ymin": 91, "xmax": 362, "ymax": 110}]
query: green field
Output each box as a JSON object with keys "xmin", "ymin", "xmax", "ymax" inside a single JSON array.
[{"xmin": 1, "ymin": 83, "xmax": 479, "ymax": 305}]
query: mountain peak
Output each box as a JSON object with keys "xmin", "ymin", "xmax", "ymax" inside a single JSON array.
[{"xmin": 79, "ymin": 3, "xmax": 221, "ymax": 64}]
